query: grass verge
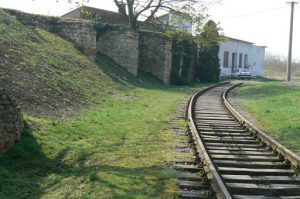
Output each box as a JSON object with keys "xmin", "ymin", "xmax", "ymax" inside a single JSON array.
[
  {"xmin": 235, "ymin": 81, "xmax": 300, "ymax": 155},
  {"xmin": 0, "ymin": 84, "xmax": 206, "ymax": 199}
]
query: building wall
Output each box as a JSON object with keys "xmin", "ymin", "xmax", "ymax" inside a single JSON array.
[
  {"xmin": 4, "ymin": 9, "xmax": 97, "ymax": 60},
  {"xmin": 169, "ymin": 13, "xmax": 192, "ymax": 34},
  {"xmin": 218, "ymin": 39, "xmax": 265, "ymax": 77},
  {"xmin": 159, "ymin": 13, "xmax": 192, "ymax": 34},
  {"xmin": 0, "ymin": 89, "xmax": 23, "ymax": 154},
  {"xmin": 139, "ymin": 32, "xmax": 172, "ymax": 84},
  {"xmin": 96, "ymin": 28, "xmax": 139, "ymax": 75},
  {"xmin": 61, "ymin": 9, "xmax": 82, "ymax": 19},
  {"xmin": 62, "ymin": 6, "xmax": 128, "ymax": 25}
]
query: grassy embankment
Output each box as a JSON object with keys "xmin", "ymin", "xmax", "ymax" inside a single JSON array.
[
  {"xmin": 235, "ymin": 81, "xmax": 300, "ymax": 155},
  {"xmin": 0, "ymin": 9, "xmax": 118, "ymax": 118},
  {"xmin": 0, "ymin": 9, "xmax": 207, "ymax": 198}
]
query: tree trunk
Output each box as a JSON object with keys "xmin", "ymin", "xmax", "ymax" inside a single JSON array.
[
  {"xmin": 126, "ymin": 0, "xmax": 138, "ymax": 30},
  {"xmin": 128, "ymin": 16, "xmax": 136, "ymax": 31}
]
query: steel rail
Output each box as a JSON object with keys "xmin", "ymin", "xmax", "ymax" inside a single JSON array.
[
  {"xmin": 188, "ymin": 82, "xmax": 232, "ymax": 199},
  {"xmin": 223, "ymin": 83, "xmax": 300, "ymax": 170},
  {"xmin": 187, "ymin": 82, "xmax": 300, "ymax": 198}
]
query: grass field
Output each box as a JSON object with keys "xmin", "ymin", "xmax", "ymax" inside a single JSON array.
[
  {"xmin": 235, "ymin": 81, "xmax": 300, "ymax": 155},
  {"xmin": 0, "ymin": 84, "xmax": 206, "ymax": 199}
]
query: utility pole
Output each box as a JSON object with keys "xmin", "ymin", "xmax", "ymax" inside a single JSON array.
[{"xmin": 286, "ymin": 1, "xmax": 298, "ymax": 82}]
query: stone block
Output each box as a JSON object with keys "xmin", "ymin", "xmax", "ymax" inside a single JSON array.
[
  {"xmin": 15, "ymin": 131, "xmax": 21, "ymax": 141},
  {"xmin": 138, "ymin": 32, "xmax": 172, "ymax": 84},
  {"xmin": 96, "ymin": 29, "xmax": 139, "ymax": 76},
  {"xmin": 0, "ymin": 142, "xmax": 4, "ymax": 150},
  {"xmin": 0, "ymin": 91, "xmax": 23, "ymax": 154}
]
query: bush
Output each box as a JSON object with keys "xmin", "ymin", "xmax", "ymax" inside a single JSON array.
[
  {"xmin": 171, "ymin": 40, "xmax": 194, "ymax": 85},
  {"xmin": 196, "ymin": 20, "xmax": 221, "ymax": 82}
]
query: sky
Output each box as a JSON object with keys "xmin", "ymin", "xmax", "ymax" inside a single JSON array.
[{"xmin": 0, "ymin": 0, "xmax": 299, "ymax": 60}]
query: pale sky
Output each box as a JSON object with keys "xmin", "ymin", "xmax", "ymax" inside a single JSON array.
[{"xmin": 0, "ymin": 0, "xmax": 299, "ymax": 60}]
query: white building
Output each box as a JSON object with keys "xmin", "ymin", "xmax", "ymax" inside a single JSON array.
[
  {"xmin": 159, "ymin": 13, "xmax": 266, "ymax": 78},
  {"xmin": 158, "ymin": 12, "xmax": 192, "ymax": 34},
  {"xmin": 219, "ymin": 37, "xmax": 266, "ymax": 77}
]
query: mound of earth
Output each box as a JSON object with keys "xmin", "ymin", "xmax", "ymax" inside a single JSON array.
[{"xmin": 0, "ymin": 9, "xmax": 117, "ymax": 118}]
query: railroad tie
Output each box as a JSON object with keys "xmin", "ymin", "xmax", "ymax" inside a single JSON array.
[{"xmin": 188, "ymin": 83, "xmax": 300, "ymax": 199}]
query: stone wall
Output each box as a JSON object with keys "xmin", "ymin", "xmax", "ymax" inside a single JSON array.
[
  {"xmin": 53, "ymin": 22, "xmax": 97, "ymax": 60},
  {"xmin": 4, "ymin": 9, "xmax": 97, "ymax": 60},
  {"xmin": 4, "ymin": 8, "xmax": 191, "ymax": 84},
  {"xmin": 96, "ymin": 29, "xmax": 173, "ymax": 83},
  {"xmin": 139, "ymin": 32, "xmax": 172, "ymax": 84},
  {"xmin": 0, "ymin": 89, "xmax": 23, "ymax": 154},
  {"xmin": 96, "ymin": 28, "xmax": 139, "ymax": 75}
]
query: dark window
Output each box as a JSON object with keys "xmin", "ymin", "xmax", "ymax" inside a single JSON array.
[
  {"xmin": 223, "ymin": 51, "xmax": 229, "ymax": 68},
  {"xmin": 244, "ymin": 54, "xmax": 248, "ymax": 68},
  {"xmin": 239, "ymin": 53, "xmax": 243, "ymax": 68},
  {"xmin": 232, "ymin": 53, "xmax": 237, "ymax": 68}
]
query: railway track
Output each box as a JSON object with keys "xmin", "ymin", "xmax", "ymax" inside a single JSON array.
[{"xmin": 185, "ymin": 82, "xmax": 300, "ymax": 199}]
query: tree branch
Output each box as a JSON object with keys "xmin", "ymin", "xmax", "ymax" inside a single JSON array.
[
  {"xmin": 113, "ymin": 0, "xmax": 128, "ymax": 18},
  {"xmin": 136, "ymin": 0, "xmax": 157, "ymax": 17}
]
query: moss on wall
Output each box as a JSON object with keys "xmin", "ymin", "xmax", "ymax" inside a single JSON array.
[{"xmin": 171, "ymin": 40, "xmax": 195, "ymax": 85}]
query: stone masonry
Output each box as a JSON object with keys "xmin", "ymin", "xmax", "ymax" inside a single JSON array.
[
  {"xmin": 0, "ymin": 89, "xmax": 23, "ymax": 154},
  {"xmin": 53, "ymin": 22, "xmax": 97, "ymax": 60},
  {"xmin": 139, "ymin": 32, "xmax": 173, "ymax": 84},
  {"xmin": 96, "ymin": 29, "xmax": 174, "ymax": 84},
  {"xmin": 4, "ymin": 8, "xmax": 192, "ymax": 84},
  {"xmin": 97, "ymin": 28, "xmax": 139, "ymax": 75}
]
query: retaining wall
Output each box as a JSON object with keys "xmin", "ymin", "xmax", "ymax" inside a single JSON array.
[
  {"xmin": 0, "ymin": 89, "xmax": 23, "ymax": 153},
  {"xmin": 139, "ymin": 32, "xmax": 173, "ymax": 84},
  {"xmin": 97, "ymin": 28, "xmax": 139, "ymax": 75},
  {"xmin": 96, "ymin": 29, "xmax": 174, "ymax": 84},
  {"xmin": 4, "ymin": 8, "xmax": 195, "ymax": 84}
]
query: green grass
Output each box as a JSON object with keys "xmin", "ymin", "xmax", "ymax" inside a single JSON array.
[
  {"xmin": 0, "ymin": 84, "xmax": 207, "ymax": 199},
  {"xmin": 0, "ymin": 9, "xmax": 116, "ymax": 117},
  {"xmin": 235, "ymin": 81, "xmax": 300, "ymax": 155}
]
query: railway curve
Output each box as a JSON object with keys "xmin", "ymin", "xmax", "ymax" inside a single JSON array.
[{"xmin": 186, "ymin": 82, "xmax": 300, "ymax": 199}]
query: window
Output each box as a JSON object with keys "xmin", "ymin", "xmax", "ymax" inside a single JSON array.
[
  {"xmin": 244, "ymin": 54, "xmax": 248, "ymax": 68},
  {"xmin": 232, "ymin": 53, "xmax": 237, "ymax": 68},
  {"xmin": 239, "ymin": 53, "xmax": 243, "ymax": 68},
  {"xmin": 223, "ymin": 51, "xmax": 229, "ymax": 68}
]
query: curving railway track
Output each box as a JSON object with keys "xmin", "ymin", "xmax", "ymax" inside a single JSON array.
[{"xmin": 184, "ymin": 82, "xmax": 300, "ymax": 199}]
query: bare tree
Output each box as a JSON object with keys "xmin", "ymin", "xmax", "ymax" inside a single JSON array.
[
  {"xmin": 264, "ymin": 53, "xmax": 300, "ymax": 79},
  {"xmin": 113, "ymin": 0, "xmax": 214, "ymax": 31},
  {"xmin": 65, "ymin": 0, "xmax": 220, "ymax": 35}
]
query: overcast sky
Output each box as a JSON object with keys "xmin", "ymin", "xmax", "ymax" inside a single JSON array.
[{"xmin": 0, "ymin": 0, "xmax": 299, "ymax": 60}]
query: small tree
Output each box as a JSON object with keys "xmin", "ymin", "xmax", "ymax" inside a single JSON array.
[{"xmin": 197, "ymin": 20, "xmax": 220, "ymax": 82}]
